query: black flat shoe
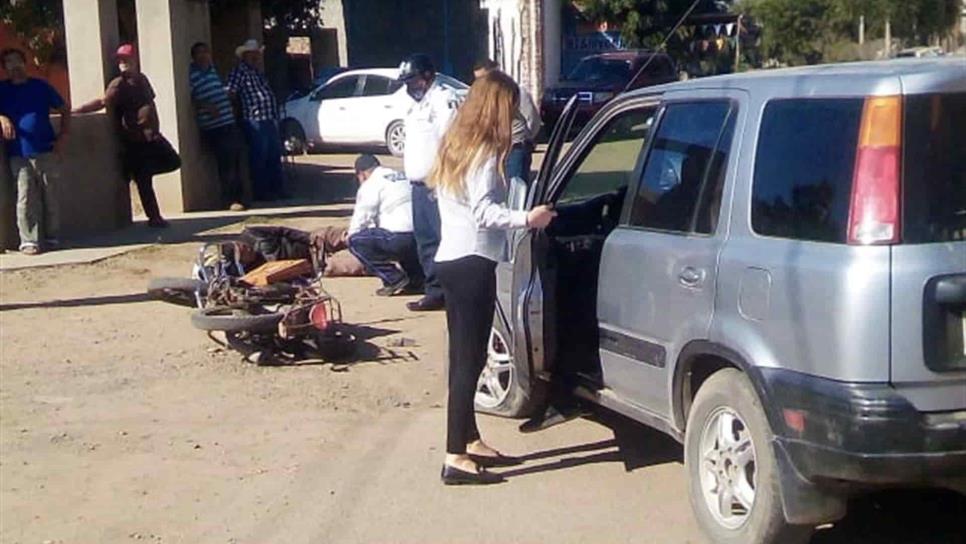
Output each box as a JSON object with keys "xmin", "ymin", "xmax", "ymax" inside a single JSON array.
[
  {"xmin": 440, "ymin": 464, "xmax": 505, "ymax": 485},
  {"xmin": 518, "ymin": 405, "xmax": 586, "ymax": 434},
  {"xmin": 407, "ymin": 297, "xmax": 445, "ymax": 312},
  {"xmin": 469, "ymin": 453, "xmax": 522, "ymax": 467}
]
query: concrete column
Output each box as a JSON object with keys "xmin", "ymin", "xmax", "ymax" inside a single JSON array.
[
  {"xmin": 543, "ymin": 0, "xmax": 562, "ymax": 89},
  {"xmin": 64, "ymin": 0, "xmax": 120, "ymax": 103},
  {"xmin": 136, "ymin": 0, "xmax": 219, "ymax": 213},
  {"xmin": 57, "ymin": 0, "xmax": 131, "ymax": 239},
  {"xmin": 321, "ymin": 0, "xmax": 349, "ymax": 66}
]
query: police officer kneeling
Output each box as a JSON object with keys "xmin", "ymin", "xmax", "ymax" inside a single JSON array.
[{"xmin": 347, "ymin": 154, "xmax": 424, "ymax": 297}]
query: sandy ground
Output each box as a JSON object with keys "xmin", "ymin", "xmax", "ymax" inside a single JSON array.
[{"xmin": 1, "ymin": 154, "xmax": 962, "ymax": 544}]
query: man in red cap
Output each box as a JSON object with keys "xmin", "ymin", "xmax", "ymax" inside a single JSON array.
[{"xmin": 74, "ymin": 43, "xmax": 179, "ymax": 228}]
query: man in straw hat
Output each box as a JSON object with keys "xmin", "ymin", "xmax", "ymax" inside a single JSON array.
[{"xmin": 227, "ymin": 39, "xmax": 285, "ymax": 202}]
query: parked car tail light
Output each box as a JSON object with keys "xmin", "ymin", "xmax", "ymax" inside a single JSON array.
[
  {"xmin": 309, "ymin": 302, "xmax": 330, "ymax": 331},
  {"xmin": 848, "ymin": 96, "xmax": 902, "ymax": 245}
]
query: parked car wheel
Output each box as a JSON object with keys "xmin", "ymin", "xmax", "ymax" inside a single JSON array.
[
  {"xmin": 385, "ymin": 120, "xmax": 405, "ymax": 157},
  {"xmin": 685, "ymin": 368, "xmax": 813, "ymax": 544},
  {"xmin": 147, "ymin": 277, "xmax": 206, "ymax": 308},
  {"xmin": 281, "ymin": 119, "xmax": 307, "ymax": 155},
  {"xmin": 190, "ymin": 306, "xmax": 283, "ymax": 333},
  {"xmin": 474, "ymin": 313, "xmax": 544, "ymax": 418}
]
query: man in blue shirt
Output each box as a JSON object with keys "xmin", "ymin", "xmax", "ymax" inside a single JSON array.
[
  {"xmin": 189, "ymin": 42, "xmax": 245, "ymax": 211},
  {"xmin": 227, "ymin": 39, "xmax": 285, "ymax": 202},
  {"xmin": 0, "ymin": 48, "xmax": 71, "ymax": 255}
]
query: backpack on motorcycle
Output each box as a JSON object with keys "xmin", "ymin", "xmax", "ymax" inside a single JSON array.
[{"xmin": 238, "ymin": 226, "xmax": 314, "ymax": 263}]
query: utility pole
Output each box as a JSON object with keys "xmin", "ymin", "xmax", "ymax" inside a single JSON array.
[
  {"xmin": 885, "ymin": 17, "xmax": 892, "ymax": 57},
  {"xmin": 734, "ymin": 14, "xmax": 742, "ymax": 72}
]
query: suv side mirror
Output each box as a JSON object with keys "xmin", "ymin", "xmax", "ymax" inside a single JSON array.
[
  {"xmin": 309, "ymin": 88, "xmax": 324, "ymax": 102},
  {"xmin": 507, "ymin": 176, "xmax": 528, "ymax": 210}
]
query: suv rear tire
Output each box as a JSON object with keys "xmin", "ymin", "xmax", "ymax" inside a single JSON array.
[
  {"xmin": 685, "ymin": 368, "xmax": 812, "ymax": 544},
  {"xmin": 473, "ymin": 313, "xmax": 544, "ymax": 418}
]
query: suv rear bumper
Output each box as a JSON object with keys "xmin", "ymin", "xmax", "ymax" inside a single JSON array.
[{"xmin": 756, "ymin": 367, "xmax": 966, "ymax": 487}]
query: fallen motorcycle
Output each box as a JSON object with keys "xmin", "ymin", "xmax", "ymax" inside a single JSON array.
[{"xmin": 148, "ymin": 229, "xmax": 355, "ymax": 364}]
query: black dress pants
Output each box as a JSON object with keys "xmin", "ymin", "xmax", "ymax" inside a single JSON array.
[{"xmin": 436, "ymin": 255, "xmax": 497, "ymax": 454}]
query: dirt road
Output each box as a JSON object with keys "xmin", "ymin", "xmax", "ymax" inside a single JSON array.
[{"xmin": 1, "ymin": 154, "xmax": 962, "ymax": 543}]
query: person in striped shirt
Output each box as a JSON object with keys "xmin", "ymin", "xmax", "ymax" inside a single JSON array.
[{"xmin": 189, "ymin": 42, "xmax": 245, "ymax": 211}]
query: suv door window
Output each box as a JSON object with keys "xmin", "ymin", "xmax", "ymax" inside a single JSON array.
[
  {"xmin": 318, "ymin": 76, "xmax": 360, "ymax": 100},
  {"xmin": 556, "ymin": 107, "xmax": 657, "ymax": 205},
  {"xmin": 361, "ymin": 75, "xmax": 394, "ymax": 97},
  {"xmin": 902, "ymin": 92, "xmax": 966, "ymax": 243},
  {"xmin": 629, "ymin": 101, "xmax": 735, "ymax": 233},
  {"xmin": 751, "ymin": 99, "xmax": 864, "ymax": 243}
]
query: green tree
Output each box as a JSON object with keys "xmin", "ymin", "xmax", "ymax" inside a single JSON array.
[
  {"xmin": 0, "ymin": 0, "xmax": 63, "ymax": 63},
  {"xmin": 738, "ymin": 0, "xmax": 837, "ymax": 65},
  {"xmin": 742, "ymin": 0, "xmax": 961, "ymax": 65},
  {"xmin": 209, "ymin": 0, "xmax": 323, "ymax": 32},
  {"xmin": 577, "ymin": 0, "xmax": 726, "ymax": 48}
]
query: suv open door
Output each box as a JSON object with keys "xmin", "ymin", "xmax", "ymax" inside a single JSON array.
[
  {"xmin": 475, "ymin": 96, "xmax": 580, "ymax": 416},
  {"xmin": 513, "ymin": 95, "xmax": 581, "ymax": 381}
]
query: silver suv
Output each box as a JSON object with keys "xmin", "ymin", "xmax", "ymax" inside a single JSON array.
[{"xmin": 477, "ymin": 58, "xmax": 965, "ymax": 543}]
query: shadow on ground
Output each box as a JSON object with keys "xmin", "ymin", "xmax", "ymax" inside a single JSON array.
[
  {"xmin": 0, "ymin": 292, "xmax": 152, "ymax": 311},
  {"xmin": 207, "ymin": 322, "xmax": 413, "ymax": 370},
  {"xmin": 497, "ymin": 408, "xmax": 682, "ymax": 479},
  {"xmin": 810, "ymin": 489, "xmax": 965, "ymax": 543},
  {"xmin": 495, "ymin": 407, "xmax": 965, "ymax": 543}
]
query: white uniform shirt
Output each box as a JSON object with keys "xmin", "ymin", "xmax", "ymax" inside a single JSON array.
[
  {"xmin": 403, "ymin": 81, "xmax": 460, "ymax": 181},
  {"xmin": 512, "ymin": 86, "xmax": 542, "ymax": 144},
  {"xmin": 435, "ymin": 156, "xmax": 529, "ymax": 264},
  {"xmin": 348, "ymin": 166, "xmax": 414, "ymax": 236}
]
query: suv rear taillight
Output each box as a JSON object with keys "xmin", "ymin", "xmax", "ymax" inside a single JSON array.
[{"xmin": 848, "ymin": 96, "xmax": 902, "ymax": 245}]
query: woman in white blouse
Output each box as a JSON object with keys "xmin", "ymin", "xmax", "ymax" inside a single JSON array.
[{"xmin": 428, "ymin": 71, "xmax": 556, "ymax": 485}]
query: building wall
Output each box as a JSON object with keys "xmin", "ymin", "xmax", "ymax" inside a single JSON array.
[
  {"xmin": 136, "ymin": 0, "xmax": 220, "ymax": 213},
  {"xmin": 484, "ymin": 0, "xmax": 526, "ymax": 84},
  {"xmin": 482, "ymin": 0, "xmax": 556, "ymax": 100},
  {"xmin": 319, "ymin": 0, "xmax": 349, "ymax": 66},
  {"xmin": 341, "ymin": 0, "xmax": 487, "ymax": 82},
  {"xmin": 52, "ymin": 114, "xmax": 131, "ymax": 234}
]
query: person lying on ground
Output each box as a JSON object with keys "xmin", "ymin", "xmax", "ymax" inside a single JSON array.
[{"xmin": 309, "ymin": 226, "xmax": 366, "ymax": 277}]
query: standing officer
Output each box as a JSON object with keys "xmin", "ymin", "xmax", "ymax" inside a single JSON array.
[{"xmin": 397, "ymin": 54, "xmax": 460, "ymax": 312}]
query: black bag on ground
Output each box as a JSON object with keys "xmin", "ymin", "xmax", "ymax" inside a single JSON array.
[{"xmin": 239, "ymin": 226, "xmax": 313, "ymax": 263}]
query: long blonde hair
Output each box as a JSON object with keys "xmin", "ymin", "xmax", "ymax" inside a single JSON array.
[{"xmin": 427, "ymin": 71, "xmax": 520, "ymax": 197}]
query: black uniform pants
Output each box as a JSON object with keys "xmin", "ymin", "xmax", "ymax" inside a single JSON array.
[{"xmin": 437, "ymin": 255, "xmax": 497, "ymax": 454}]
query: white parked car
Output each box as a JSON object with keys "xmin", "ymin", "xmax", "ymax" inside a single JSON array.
[{"xmin": 280, "ymin": 68, "xmax": 469, "ymax": 157}]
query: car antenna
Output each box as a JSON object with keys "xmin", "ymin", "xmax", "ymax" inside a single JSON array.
[{"xmin": 622, "ymin": 0, "xmax": 703, "ymax": 93}]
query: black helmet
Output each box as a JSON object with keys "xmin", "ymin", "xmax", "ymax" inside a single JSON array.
[{"xmin": 398, "ymin": 54, "xmax": 435, "ymax": 81}]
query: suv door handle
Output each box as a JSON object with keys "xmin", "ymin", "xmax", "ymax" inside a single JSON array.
[
  {"xmin": 679, "ymin": 267, "xmax": 703, "ymax": 287},
  {"xmin": 935, "ymin": 276, "xmax": 966, "ymax": 305}
]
